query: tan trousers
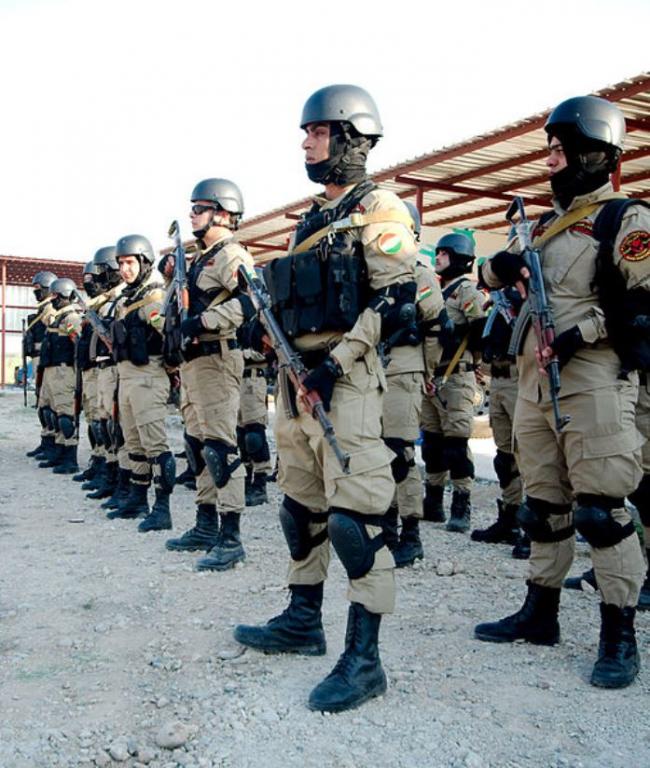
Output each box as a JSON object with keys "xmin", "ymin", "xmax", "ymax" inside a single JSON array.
[
  {"xmin": 237, "ymin": 367, "xmax": 272, "ymax": 475},
  {"xmin": 42, "ymin": 365, "xmax": 77, "ymax": 446},
  {"xmin": 81, "ymin": 367, "xmax": 100, "ymax": 457},
  {"xmin": 514, "ymin": 381, "xmax": 645, "ymax": 608},
  {"xmin": 275, "ymin": 352, "xmax": 395, "ymax": 615},
  {"xmin": 181, "ymin": 349, "xmax": 245, "ymax": 512},
  {"xmin": 489, "ymin": 370, "xmax": 523, "ymax": 507}
]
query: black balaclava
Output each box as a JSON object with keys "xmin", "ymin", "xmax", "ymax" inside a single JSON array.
[
  {"xmin": 437, "ymin": 252, "xmax": 474, "ymax": 282},
  {"xmin": 306, "ymin": 122, "xmax": 372, "ymax": 186}
]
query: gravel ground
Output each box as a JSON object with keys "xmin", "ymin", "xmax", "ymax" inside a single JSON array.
[{"xmin": 1, "ymin": 388, "xmax": 649, "ymax": 768}]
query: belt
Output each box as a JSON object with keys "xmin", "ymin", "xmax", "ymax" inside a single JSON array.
[
  {"xmin": 243, "ymin": 367, "xmax": 267, "ymax": 379},
  {"xmin": 434, "ymin": 362, "xmax": 474, "ymax": 377},
  {"xmin": 184, "ymin": 338, "xmax": 239, "ymax": 362}
]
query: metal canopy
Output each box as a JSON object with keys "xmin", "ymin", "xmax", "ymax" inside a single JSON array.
[{"xmin": 238, "ymin": 72, "xmax": 650, "ymax": 261}]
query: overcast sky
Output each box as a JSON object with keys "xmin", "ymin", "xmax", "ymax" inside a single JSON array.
[{"xmin": 1, "ymin": 0, "xmax": 648, "ymax": 263}]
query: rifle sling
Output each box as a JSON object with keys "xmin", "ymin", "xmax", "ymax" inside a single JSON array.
[{"xmin": 532, "ymin": 194, "xmax": 627, "ymax": 248}]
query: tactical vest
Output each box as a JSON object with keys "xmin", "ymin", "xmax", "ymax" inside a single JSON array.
[
  {"xmin": 42, "ymin": 309, "xmax": 76, "ymax": 367},
  {"xmin": 265, "ymin": 181, "xmax": 375, "ymax": 339},
  {"xmin": 188, "ymin": 240, "xmax": 231, "ymax": 314},
  {"xmin": 112, "ymin": 286, "xmax": 163, "ymax": 366},
  {"xmin": 76, "ymin": 322, "xmax": 94, "ymax": 371},
  {"xmin": 24, "ymin": 311, "xmax": 48, "ymax": 357},
  {"xmin": 481, "ymin": 287, "xmax": 522, "ymax": 364}
]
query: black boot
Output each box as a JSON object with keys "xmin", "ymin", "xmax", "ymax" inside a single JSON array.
[
  {"xmin": 101, "ymin": 468, "xmax": 131, "ymax": 510},
  {"xmin": 638, "ymin": 559, "xmax": 650, "ymax": 611},
  {"xmin": 382, "ymin": 505, "xmax": 399, "ymax": 553},
  {"xmin": 106, "ymin": 481, "xmax": 149, "ymax": 519},
  {"xmin": 165, "ymin": 504, "xmax": 220, "ymax": 552},
  {"xmin": 38, "ymin": 441, "xmax": 63, "ymax": 468},
  {"xmin": 195, "ymin": 512, "xmax": 246, "ymax": 571},
  {"xmin": 82, "ymin": 457, "xmax": 106, "ymax": 490},
  {"xmin": 138, "ymin": 489, "xmax": 172, "ymax": 532},
  {"xmin": 446, "ymin": 489, "xmax": 471, "ymax": 533},
  {"xmin": 563, "ymin": 567, "xmax": 597, "ymax": 592},
  {"xmin": 422, "ymin": 483, "xmax": 445, "ymax": 523},
  {"xmin": 393, "ymin": 516, "xmax": 424, "ymax": 568},
  {"xmin": 73, "ymin": 454, "xmax": 101, "ymax": 482},
  {"xmin": 52, "ymin": 445, "xmax": 79, "ymax": 475},
  {"xmin": 246, "ymin": 473, "xmax": 268, "ymax": 506},
  {"xmin": 308, "ymin": 603, "xmax": 387, "ymax": 713},
  {"xmin": 511, "ymin": 531, "xmax": 531, "ymax": 560},
  {"xmin": 471, "ymin": 499, "xmax": 519, "ymax": 544},
  {"xmin": 26, "ymin": 436, "xmax": 48, "ymax": 458},
  {"xmin": 474, "ymin": 580, "xmax": 560, "ymax": 645},
  {"xmin": 233, "ymin": 583, "xmax": 326, "ymax": 655},
  {"xmin": 590, "ymin": 603, "xmax": 640, "ymax": 688},
  {"xmin": 87, "ymin": 461, "xmax": 118, "ymax": 499},
  {"xmin": 174, "ymin": 466, "xmax": 195, "ymax": 487}
]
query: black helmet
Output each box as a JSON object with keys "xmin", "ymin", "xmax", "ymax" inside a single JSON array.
[
  {"xmin": 50, "ymin": 277, "xmax": 77, "ymax": 308},
  {"xmin": 115, "ymin": 234, "xmax": 154, "ymax": 265},
  {"xmin": 84, "ymin": 260, "xmax": 100, "ymax": 277},
  {"xmin": 404, "ymin": 201, "xmax": 421, "ymax": 240},
  {"xmin": 300, "ymin": 84, "xmax": 383, "ymax": 138},
  {"xmin": 191, "ymin": 178, "xmax": 244, "ymax": 216},
  {"xmin": 301, "ymin": 84, "xmax": 382, "ymax": 186},
  {"xmin": 93, "ymin": 245, "xmax": 121, "ymax": 291},
  {"xmin": 31, "ymin": 270, "xmax": 58, "ymax": 302},
  {"xmin": 83, "ymin": 260, "xmax": 101, "ymax": 298},
  {"xmin": 544, "ymin": 95, "xmax": 625, "ymax": 206},
  {"xmin": 435, "ymin": 232, "xmax": 475, "ymax": 278}
]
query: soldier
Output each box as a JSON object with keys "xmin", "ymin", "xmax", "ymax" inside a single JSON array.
[
  {"xmin": 383, "ymin": 202, "xmax": 445, "ymax": 566},
  {"xmin": 110, "ymin": 235, "xmax": 175, "ymax": 532},
  {"xmin": 37, "ymin": 278, "xmax": 83, "ymax": 474},
  {"xmin": 24, "ymin": 271, "xmax": 58, "ymax": 459},
  {"xmin": 475, "ymin": 96, "xmax": 649, "ymax": 689},
  {"xmin": 470, "ymin": 286, "xmax": 526, "ymax": 551},
  {"xmin": 163, "ymin": 179, "xmax": 255, "ymax": 570},
  {"xmin": 420, "ymin": 233, "xmax": 485, "ymax": 532},
  {"xmin": 233, "ymin": 84, "xmax": 418, "ymax": 713}
]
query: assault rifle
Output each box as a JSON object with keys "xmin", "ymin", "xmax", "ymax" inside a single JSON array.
[
  {"xmin": 73, "ymin": 291, "xmax": 113, "ymax": 353},
  {"xmin": 21, "ymin": 318, "xmax": 28, "ymax": 406},
  {"xmin": 162, "ymin": 220, "xmax": 190, "ymax": 351},
  {"xmin": 506, "ymin": 196, "xmax": 570, "ymax": 432},
  {"xmin": 237, "ymin": 264, "xmax": 351, "ymax": 474}
]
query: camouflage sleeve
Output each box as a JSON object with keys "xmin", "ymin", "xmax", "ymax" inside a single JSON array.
[{"xmin": 201, "ymin": 245, "xmax": 255, "ymax": 334}]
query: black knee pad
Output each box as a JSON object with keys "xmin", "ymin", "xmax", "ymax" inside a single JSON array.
[
  {"xmin": 100, "ymin": 419, "xmax": 112, "ymax": 449},
  {"xmin": 111, "ymin": 420, "xmax": 125, "ymax": 449},
  {"xmin": 244, "ymin": 423, "xmax": 271, "ymax": 464},
  {"xmin": 42, "ymin": 406, "xmax": 55, "ymax": 431},
  {"xmin": 384, "ymin": 437, "xmax": 415, "ymax": 484},
  {"xmin": 574, "ymin": 495, "xmax": 635, "ymax": 549},
  {"xmin": 38, "ymin": 407, "xmax": 47, "ymax": 429},
  {"xmin": 628, "ymin": 474, "xmax": 650, "ymax": 525},
  {"xmin": 203, "ymin": 438, "xmax": 241, "ymax": 489},
  {"xmin": 279, "ymin": 496, "xmax": 328, "ymax": 561},
  {"xmin": 328, "ymin": 508, "xmax": 385, "ymax": 581},
  {"xmin": 91, "ymin": 419, "xmax": 103, "ymax": 447},
  {"xmin": 443, "ymin": 436, "xmax": 474, "ymax": 480},
  {"xmin": 236, "ymin": 426, "xmax": 248, "ymax": 462},
  {"xmin": 493, "ymin": 449, "xmax": 519, "ymax": 490},
  {"xmin": 421, "ymin": 430, "xmax": 445, "ymax": 473},
  {"xmin": 58, "ymin": 414, "xmax": 75, "ymax": 439},
  {"xmin": 184, "ymin": 433, "xmax": 205, "ymax": 477},
  {"xmin": 128, "ymin": 452, "xmax": 148, "ymax": 464},
  {"xmin": 516, "ymin": 497, "xmax": 573, "ymax": 543},
  {"xmin": 87, "ymin": 424, "xmax": 97, "ymax": 449},
  {"xmin": 153, "ymin": 451, "xmax": 176, "ymax": 494}
]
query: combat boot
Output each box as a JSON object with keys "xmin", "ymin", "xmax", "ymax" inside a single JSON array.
[
  {"xmin": 474, "ymin": 580, "xmax": 560, "ymax": 645},
  {"xmin": 195, "ymin": 512, "xmax": 246, "ymax": 571},
  {"xmin": 233, "ymin": 583, "xmax": 326, "ymax": 655},
  {"xmin": 246, "ymin": 473, "xmax": 268, "ymax": 506},
  {"xmin": 82, "ymin": 457, "xmax": 106, "ymax": 490},
  {"xmin": 422, "ymin": 483, "xmax": 445, "ymax": 522},
  {"xmin": 446, "ymin": 489, "xmax": 471, "ymax": 533},
  {"xmin": 138, "ymin": 489, "xmax": 172, "ymax": 532},
  {"xmin": 106, "ymin": 481, "xmax": 149, "ymax": 519},
  {"xmin": 174, "ymin": 466, "xmax": 195, "ymax": 488},
  {"xmin": 393, "ymin": 516, "xmax": 424, "ymax": 568},
  {"xmin": 471, "ymin": 499, "xmax": 519, "ymax": 544},
  {"xmin": 382, "ymin": 505, "xmax": 399, "ymax": 553},
  {"xmin": 101, "ymin": 468, "xmax": 131, "ymax": 510},
  {"xmin": 38, "ymin": 441, "xmax": 63, "ymax": 468},
  {"xmin": 563, "ymin": 567, "xmax": 597, "ymax": 592},
  {"xmin": 638, "ymin": 558, "xmax": 650, "ymax": 611},
  {"xmin": 52, "ymin": 445, "xmax": 79, "ymax": 475},
  {"xmin": 590, "ymin": 603, "xmax": 640, "ymax": 688},
  {"xmin": 26, "ymin": 436, "xmax": 48, "ymax": 458},
  {"xmin": 308, "ymin": 603, "xmax": 387, "ymax": 713},
  {"xmin": 73, "ymin": 454, "xmax": 102, "ymax": 483},
  {"xmin": 511, "ymin": 531, "xmax": 531, "ymax": 560},
  {"xmin": 165, "ymin": 504, "xmax": 220, "ymax": 552},
  {"xmin": 87, "ymin": 461, "xmax": 117, "ymax": 500}
]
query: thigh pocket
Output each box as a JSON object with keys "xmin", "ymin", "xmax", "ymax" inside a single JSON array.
[{"xmin": 327, "ymin": 442, "xmax": 394, "ymax": 514}]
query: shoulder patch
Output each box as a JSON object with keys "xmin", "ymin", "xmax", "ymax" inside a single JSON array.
[
  {"xmin": 378, "ymin": 232, "xmax": 403, "ymax": 255},
  {"xmin": 620, "ymin": 230, "xmax": 650, "ymax": 262}
]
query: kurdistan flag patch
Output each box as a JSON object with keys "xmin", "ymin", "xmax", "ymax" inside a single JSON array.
[{"xmin": 378, "ymin": 232, "xmax": 403, "ymax": 255}]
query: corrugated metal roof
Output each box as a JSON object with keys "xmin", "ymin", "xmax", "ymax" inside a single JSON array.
[
  {"xmin": 238, "ymin": 72, "xmax": 650, "ymax": 261},
  {"xmin": 0, "ymin": 255, "xmax": 85, "ymax": 287}
]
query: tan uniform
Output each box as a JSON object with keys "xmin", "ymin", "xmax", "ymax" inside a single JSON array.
[
  {"xmin": 29, "ymin": 298, "xmax": 58, "ymax": 437},
  {"xmin": 382, "ymin": 259, "xmax": 444, "ymax": 519},
  {"xmin": 274, "ymin": 185, "xmax": 417, "ymax": 614},
  {"xmin": 179, "ymin": 236, "xmax": 254, "ymax": 511},
  {"xmin": 420, "ymin": 276, "xmax": 484, "ymax": 493},
  {"xmin": 489, "ymin": 362, "xmax": 523, "ymax": 507},
  {"xmin": 483, "ymin": 183, "xmax": 649, "ymax": 607},
  {"xmin": 237, "ymin": 350, "xmax": 272, "ymax": 476}
]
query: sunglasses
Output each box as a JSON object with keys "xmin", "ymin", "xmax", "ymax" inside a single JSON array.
[{"xmin": 191, "ymin": 204, "xmax": 219, "ymax": 215}]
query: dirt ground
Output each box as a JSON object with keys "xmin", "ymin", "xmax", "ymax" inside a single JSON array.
[{"xmin": 1, "ymin": 388, "xmax": 648, "ymax": 768}]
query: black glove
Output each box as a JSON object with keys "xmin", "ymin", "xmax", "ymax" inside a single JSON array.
[
  {"xmin": 180, "ymin": 315, "xmax": 204, "ymax": 340},
  {"xmin": 551, "ymin": 325, "xmax": 583, "ymax": 369},
  {"xmin": 489, "ymin": 251, "xmax": 527, "ymax": 286},
  {"xmin": 302, "ymin": 356, "xmax": 343, "ymax": 412}
]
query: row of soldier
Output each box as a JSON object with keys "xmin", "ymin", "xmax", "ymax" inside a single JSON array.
[{"xmin": 20, "ymin": 83, "xmax": 650, "ymax": 713}]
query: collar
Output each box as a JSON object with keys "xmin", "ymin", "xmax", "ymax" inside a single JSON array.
[{"xmin": 552, "ymin": 181, "xmax": 615, "ymax": 215}]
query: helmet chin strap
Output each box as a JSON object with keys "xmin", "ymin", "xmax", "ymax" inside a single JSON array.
[{"xmin": 306, "ymin": 123, "xmax": 371, "ymax": 186}]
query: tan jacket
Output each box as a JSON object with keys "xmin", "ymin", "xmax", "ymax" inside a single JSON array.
[{"xmin": 439, "ymin": 276, "xmax": 485, "ymax": 369}]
